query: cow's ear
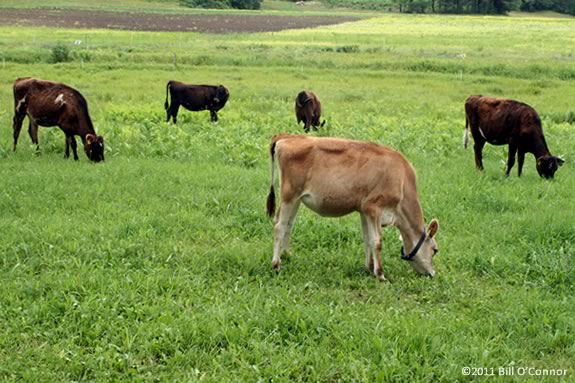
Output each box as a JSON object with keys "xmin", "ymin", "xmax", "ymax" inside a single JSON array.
[
  {"xmin": 97, "ymin": 136, "xmax": 104, "ymax": 144},
  {"xmin": 556, "ymin": 157, "xmax": 565, "ymax": 167},
  {"xmin": 537, "ymin": 157, "xmax": 545, "ymax": 168},
  {"xmin": 427, "ymin": 219, "xmax": 439, "ymax": 239},
  {"xmin": 86, "ymin": 134, "xmax": 95, "ymax": 144}
]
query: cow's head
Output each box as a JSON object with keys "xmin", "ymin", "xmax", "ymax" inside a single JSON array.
[
  {"xmin": 405, "ymin": 219, "xmax": 439, "ymax": 277},
  {"xmin": 85, "ymin": 134, "xmax": 105, "ymax": 162},
  {"xmin": 536, "ymin": 155, "xmax": 564, "ymax": 179},
  {"xmin": 213, "ymin": 85, "xmax": 229, "ymax": 107}
]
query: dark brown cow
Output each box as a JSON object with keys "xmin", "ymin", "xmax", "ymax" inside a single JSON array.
[
  {"xmin": 464, "ymin": 95, "xmax": 563, "ymax": 179},
  {"xmin": 12, "ymin": 77, "xmax": 105, "ymax": 162},
  {"xmin": 164, "ymin": 80, "xmax": 229, "ymax": 124},
  {"xmin": 295, "ymin": 90, "xmax": 325, "ymax": 132}
]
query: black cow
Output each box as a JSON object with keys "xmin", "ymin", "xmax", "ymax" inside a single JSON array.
[
  {"xmin": 164, "ymin": 80, "xmax": 229, "ymax": 124},
  {"xmin": 464, "ymin": 95, "xmax": 563, "ymax": 178},
  {"xmin": 12, "ymin": 77, "xmax": 105, "ymax": 162}
]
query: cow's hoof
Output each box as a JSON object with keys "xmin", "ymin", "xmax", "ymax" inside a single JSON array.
[
  {"xmin": 272, "ymin": 261, "xmax": 281, "ymax": 271},
  {"xmin": 375, "ymin": 273, "xmax": 387, "ymax": 282}
]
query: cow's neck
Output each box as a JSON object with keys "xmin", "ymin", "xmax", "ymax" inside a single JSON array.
[
  {"xmin": 396, "ymin": 198, "xmax": 426, "ymax": 254},
  {"xmin": 78, "ymin": 116, "xmax": 96, "ymax": 140},
  {"xmin": 533, "ymin": 135, "xmax": 551, "ymax": 159}
]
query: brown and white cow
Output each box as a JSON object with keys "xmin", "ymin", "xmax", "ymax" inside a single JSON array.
[
  {"xmin": 164, "ymin": 80, "xmax": 229, "ymax": 124},
  {"xmin": 464, "ymin": 95, "xmax": 563, "ymax": 178},
  {"xmin": 12, "ymin": 77, "xmax": 105, "ymax": 162},
  {"xmin": 266, "ymin": 134, "xmax": 439, "ymax": 280},
  {"xmin": 295, "ymin": 91, "xmax": 325, "ymax": 132}
]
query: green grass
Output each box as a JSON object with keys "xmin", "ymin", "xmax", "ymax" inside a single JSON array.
[{"xmin": 0, "ymin": 5, "xmax": 574, "ymax": 382}]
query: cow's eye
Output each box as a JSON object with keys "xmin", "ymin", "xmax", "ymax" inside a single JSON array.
[{"xmin": 433, "ymin": 248, "xmax": 439, "ymax": 256}]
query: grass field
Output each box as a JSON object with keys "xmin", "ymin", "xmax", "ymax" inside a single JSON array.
[{"xmin": 0, "ymin": 4, "xmax": 574, "ymax": 382}]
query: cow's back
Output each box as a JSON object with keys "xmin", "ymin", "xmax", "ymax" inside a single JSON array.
[
  {"xmin": 475, "ymin": 96, "xmax": 540, "ymax": 136},
  {"xmin": 14, "ymin": 78, "xmax": 94, "ymax": 133},
  {"xmin": 170, "ymin": 82, "xmax": 215, "ymax": 108},
  {"xmin": 310, "ymin": 92, "xmax": 321, "ymax": 115},
  {"xmin": 29, "ymin": 80, "xmax": 87, "ymax": 117},
  {"xmin": 275, "ymin": 135, "xmax": 409, "ymax": 215}
]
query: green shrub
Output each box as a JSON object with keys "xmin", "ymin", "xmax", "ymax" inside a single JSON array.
[
  {"xmin": 180, "ymin": 0, "xmax": 229, "ymax": 8},
  {"xmin": 50, "ymin": 42, "xmax": 71, "ymax": 63},
  {"xmin": 335, "ymin": 45, "xmax": 360, "ymax": 53},
  {"xmin": 180, "ymin": 0, "xmax": 261, "ymax": 9},
  {"xmin": 231, "ymin": 0, "xmax": 261, "ymax": 9}
]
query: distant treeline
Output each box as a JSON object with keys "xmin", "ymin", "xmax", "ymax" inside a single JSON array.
[
  {"xmin": 180, "ymin": 0, "xmax": 574, "ymax": 14},
  {"xmin": 312, "ymin": 0, "xmax": 575, "ymax": 15},
  {"xmin": 393, "ymin": 0, "xmax": 575, "ymax": 14},
  {"xmin": 518, "ymin": 0, "xmax": 575, "ymax": 15}
]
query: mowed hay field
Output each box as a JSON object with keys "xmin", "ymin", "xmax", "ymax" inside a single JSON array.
[{"xmin": 0, "ymin": 6, "xmax": 575, "ymax": 382}]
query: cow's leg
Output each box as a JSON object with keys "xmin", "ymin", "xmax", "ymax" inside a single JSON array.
[
  {"xmin": 12, "ymin": 114, "xmax": 26, "ymax": 151},
  {"xmin": 69, "ymin": 135, "xmax": 79, "ymax": 161},
  {"xmin": 517, "ymin": 150, "xmax": 525, "ymax": 177},
  {"xmin": 167, "ymin": 103, "xmax": 180, "ymax": 124},
  {"xmin": 64, "ymin": 135, "xmax": 78, "ymax": 160},
  {"xmin": 165, "ymin": 103, "xmax": 172, "ymax": 122},
  {"xmin": 473, "ymin": 140, "xmax": 485, "ymax": 171},
  {"xmin": 360, "ymin": 213, "xmax": 373, "ymax": 273},
  {"xmin": 312, "ymin": 115, "xmax": 320, "ymax": 131},
  {"xmin": 364, "ymin": 210, "xmax": 385, "ymax": 281},
  {"xmin": 210, "ymin": 110, "xmax": 218, "ymax": 122},
  {"xmin": 28, "ymin": 121, "xmax": 39, "ymax": 151},
  {"xmin": 64, "ymin": 136, "xmax": 70, "ymax": 159},
  {"xmin": 505, "ymin": 143, "xmax": 517, "ymax": 177},
  {"xmin": 172, "ymin": 101, "xmax": 180, "ymax": 124},
  {"xmin": 272, "ymin": 199, "xmax": 300, "ymax": 271},
  {"xmin": 280, "ymin": 200, "xmax": 301, "ymax": 257},
  {"xmin": 304, "ymin": 110, "xmax": 312, "ymax": 133}
]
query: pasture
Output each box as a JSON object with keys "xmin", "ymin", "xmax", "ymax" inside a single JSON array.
[{"xmin": 0, "ymin": 4, "xmax": 574, "ymax": 381}]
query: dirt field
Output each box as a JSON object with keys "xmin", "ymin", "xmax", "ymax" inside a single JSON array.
[{"xmin": 0, "ymin": 8, "xmax": 358, "ymax": 33}]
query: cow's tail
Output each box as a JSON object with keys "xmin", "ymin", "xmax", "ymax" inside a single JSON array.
[
  {"xmin": 463, "ymin": 116, "xmax": 469, "ymax": 149},
  {"xmin": 266, "ymin": 138, "xmax": 279, "ymax": 218},
  {"xmin": 296, "ymin": 91, "xmax": 310, "ymax": 108},
  {"xmin": 164, "ymin": 81, "xmax": 171, "ymax": 111}
]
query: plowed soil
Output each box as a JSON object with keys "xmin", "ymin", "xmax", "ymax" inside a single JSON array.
[{"xmin": 0, "ymin": 8, "xmax": 358, "ymax": 33}]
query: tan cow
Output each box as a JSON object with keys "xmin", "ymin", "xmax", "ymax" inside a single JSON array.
[{"xmin": 266, "ymin": 134, "xmax": 439, "ymax": 280}]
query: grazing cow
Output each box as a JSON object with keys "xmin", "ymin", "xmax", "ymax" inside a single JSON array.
[
  {"xmin": 464, "ymin": 95, "xmax": 563, "ymax": 178},
  {"xmin": 266, "ymin": 134, "xmax": 439, "ymax": 280},
  {"xmin": 12, "ymin": 77, "xmax": 105, "ymax": 162},
  {"xmin": 295, "ymin": 91, "xmax": 325, "ymax": 132},
  {"xmin": 164, "ymin": 80, "xmax": 229, "ymax": 124}
]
